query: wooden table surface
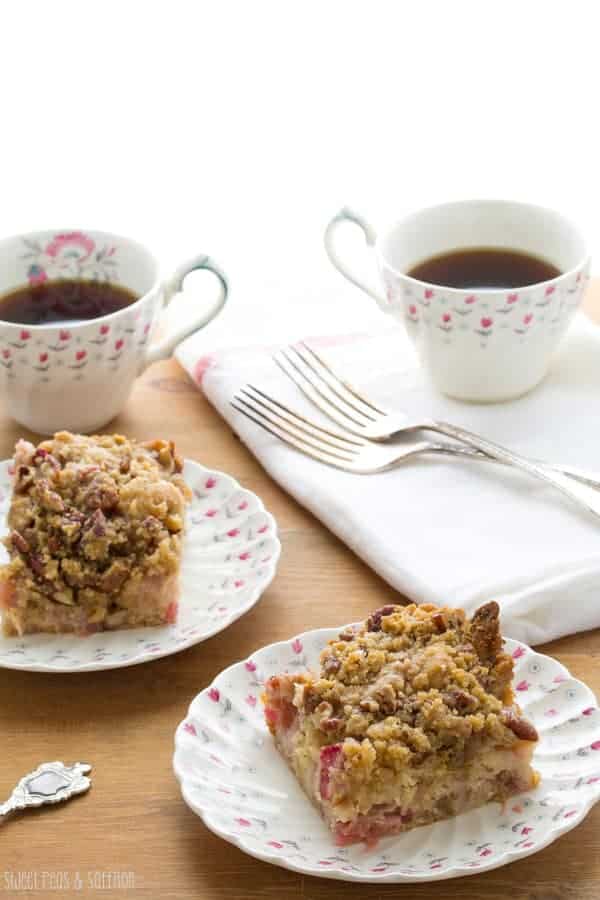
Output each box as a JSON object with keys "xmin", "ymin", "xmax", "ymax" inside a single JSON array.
[{"xmin": 2, "ymin": 288, "xmax": 600, "ymax": 900}]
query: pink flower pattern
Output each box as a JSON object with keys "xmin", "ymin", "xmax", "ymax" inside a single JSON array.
[
  {"xmin": 382, "ymin": 268, "xmax": 586, "ymax": 354},
  {"xmin": 45, "ymin": 231, "xmax": 95, "ymax": 259}
]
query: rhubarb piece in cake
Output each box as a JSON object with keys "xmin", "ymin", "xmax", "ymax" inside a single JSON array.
[
  {"xmin": 0, "ymin": 431, "xmax": 191, "ymax": 636},
  {"xmin": 263, "ymin": 602, "xmax": 539, "ymax": 846}
]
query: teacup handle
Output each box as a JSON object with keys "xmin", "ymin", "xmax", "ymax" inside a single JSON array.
[
  {"xmin": 324, "ymin": 207, "xmax": 386, "ymax": 307},
  {"xmin": 143, "ymin": 254, "xmax": 228, "ymax": 369}
]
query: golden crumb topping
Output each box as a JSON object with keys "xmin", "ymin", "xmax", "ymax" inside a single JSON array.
[
  {"xmin": 1, "ymin": 431, "xmax": 191, "ymax": 609},
  {"xmin": 271, "ymin": 603, "xmax": 537, "ymax": 776}
]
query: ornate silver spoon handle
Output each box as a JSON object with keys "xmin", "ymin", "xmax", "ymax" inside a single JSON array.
[{"xmin": 0, "ymin": 761, "xmax": 92, "ymax": 819}]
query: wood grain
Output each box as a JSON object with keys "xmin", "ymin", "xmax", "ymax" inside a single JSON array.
[{"xmin": 1, "ymin": 286, "xmax": 600, "ymax": 899}]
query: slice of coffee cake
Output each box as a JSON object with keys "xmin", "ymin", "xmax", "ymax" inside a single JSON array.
[
  {"xmin": 0, "ymin": 431, "xmax": 191, "ymax": 635},
  {"xmin": 263, "ymin": 602, "xmax": 538, "ymax": 846}
]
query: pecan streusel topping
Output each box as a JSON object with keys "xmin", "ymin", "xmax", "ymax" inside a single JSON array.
[
  {"xmin": 1, "ymin": 431, "xmax": 191, "ymax": 613},
  {"xmin": 289, "ymin": 602, "xmax": 535, "ymax": 769}
]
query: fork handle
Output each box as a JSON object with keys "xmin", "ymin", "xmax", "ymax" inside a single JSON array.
[
  {"xmin": 420, "ymin": 421, "xmax": 600, "ymax": 519},
  {"xmin": 433, "ymin": 443, "xmax": 600, "ymax": 490}
]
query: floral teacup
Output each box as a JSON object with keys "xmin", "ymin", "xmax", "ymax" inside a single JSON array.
[
  {"xmin": 325, "ymin": 200, "xmax": 590, "ymax": 401},
  {"xmin": 0, "ymin": 228, "xmax": 228, "ymax": 433}
]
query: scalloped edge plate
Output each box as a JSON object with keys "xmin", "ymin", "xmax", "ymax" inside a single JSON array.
[
  {"xmin": 0, "ymin": 459, "xmax": 280, "ymax": 672},
  {"xmin": 174, "ymin": 625, "xmax": 600, "ymax": 882}
]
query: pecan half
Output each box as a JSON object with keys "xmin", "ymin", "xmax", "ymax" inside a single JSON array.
[
  {"xmin": 84, "ymin": 479, "xmax": 118, "ymax": 512},
  {"xmin": 337, "ymin": 630, "xmax": 354, "ymax": 642},
  {"xmin": 444, "ymin": 689, "xmax": 477, "ymax": 712},
  {"xmin": 10, "ymin": 530, "xmax": 29, "ymax": 554},
  {"xmin": 503, "ymin": 709, "xmax": 538, "ymax": 742},
  {"xmin": 470, "ymin": 600, "xmax": 502, "ymax": 664},
  {"xmin": 432, "ymin": 612, "xmax": 446, "ymax": 633},
  {"xmin": 323, "ymin": 656, "xmax": 341, "ymax": 675},
  {"xmin": 367, "ymin": 605, "xmax": 397, "ymax": 632}
]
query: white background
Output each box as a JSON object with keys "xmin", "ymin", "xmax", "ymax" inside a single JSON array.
[{"xmin": 1, "ymin": 0, "xmax": 598, "ymax": 356}]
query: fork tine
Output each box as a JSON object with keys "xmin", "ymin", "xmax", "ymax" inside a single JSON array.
[
  {"xmin": 242, "ymin": 384, "xmax": 365, "ymax": 448},
  {"xmin": 230, "ymin": 400, "xmax": 356, "ymax": 470},
  {"xmin": 286, "ymin": 345, "xmax": 377, "ymax": 422},
  {"xmin": 232, "ymin": 395, "xmax": 357, "ymax": 462},
  {"xmin": 275, "ymin": 350, "xmax": 370, "ymax": 429},
  {"xmin": 298, "ymin": 341, "xmax": 389, "ymax": 416}
]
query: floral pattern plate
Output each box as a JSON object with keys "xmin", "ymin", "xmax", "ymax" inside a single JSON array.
[
  {"xmin": 173, "ymin": 627, "xmax": 600, "ymax": 883},
  {"xmin": 0, "ymin": 459, "xmax": 280, "ymax": 672}
]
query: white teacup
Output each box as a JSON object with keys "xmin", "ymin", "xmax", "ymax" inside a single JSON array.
[
  {"xmin": 0, "ymin": 228, "xmax": 228, "ymax": 433},
  {"xmin": 325, "ymin": 200, "xmax": 590, "ymax": 401}
]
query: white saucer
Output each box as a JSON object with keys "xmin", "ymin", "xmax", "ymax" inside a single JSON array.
[
  {"xmin": 0, "ymin": 459, "xmax": 280, "ymax": 672},
  {"xmin": 174, "ymin": 626, "xmax": 600, "ymax": 883}
]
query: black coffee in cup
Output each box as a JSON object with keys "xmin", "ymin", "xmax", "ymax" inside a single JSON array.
[{"xmin": 407, "ymin": 248, "xmax": 561, "ymax": 290}]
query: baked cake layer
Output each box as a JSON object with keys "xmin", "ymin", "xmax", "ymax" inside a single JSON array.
[
  {"xmin": 0, "ymin": 431, "xmax": 191, "ymax": 636},
  {"xmin": 263, "ymin": 602, "xmax": 539, "ymax": 846}
]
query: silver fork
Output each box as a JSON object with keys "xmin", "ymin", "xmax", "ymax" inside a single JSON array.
[
  {"xmin": 273, "ymin": 342, "xmax": 600, "ymax": 490},
  {"xmin": 231, "ymin": 384, "xmax": 600, "ymax": 521}
]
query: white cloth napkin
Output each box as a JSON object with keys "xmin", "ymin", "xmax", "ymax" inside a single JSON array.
[{"xmin": 176, "ymin": 315, "xmax": 600, "ymax": 646}]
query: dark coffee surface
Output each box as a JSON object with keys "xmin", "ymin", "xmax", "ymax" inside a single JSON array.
[
  {"xmin": 0, "ymin": 279, "xmax": 138, "ymax": 324},
  {"xmin": 407, "ymin": 247, "xmax": 561, "ymax": 290}
]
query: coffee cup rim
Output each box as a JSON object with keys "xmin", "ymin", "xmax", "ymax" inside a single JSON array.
[
  {"xmin": 375, "ymin": 198, "xmax": 590, "ymax": 294},
  {"xmin": 0, "ymin": 226, "xmax": 161, "ymax": 330}
]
